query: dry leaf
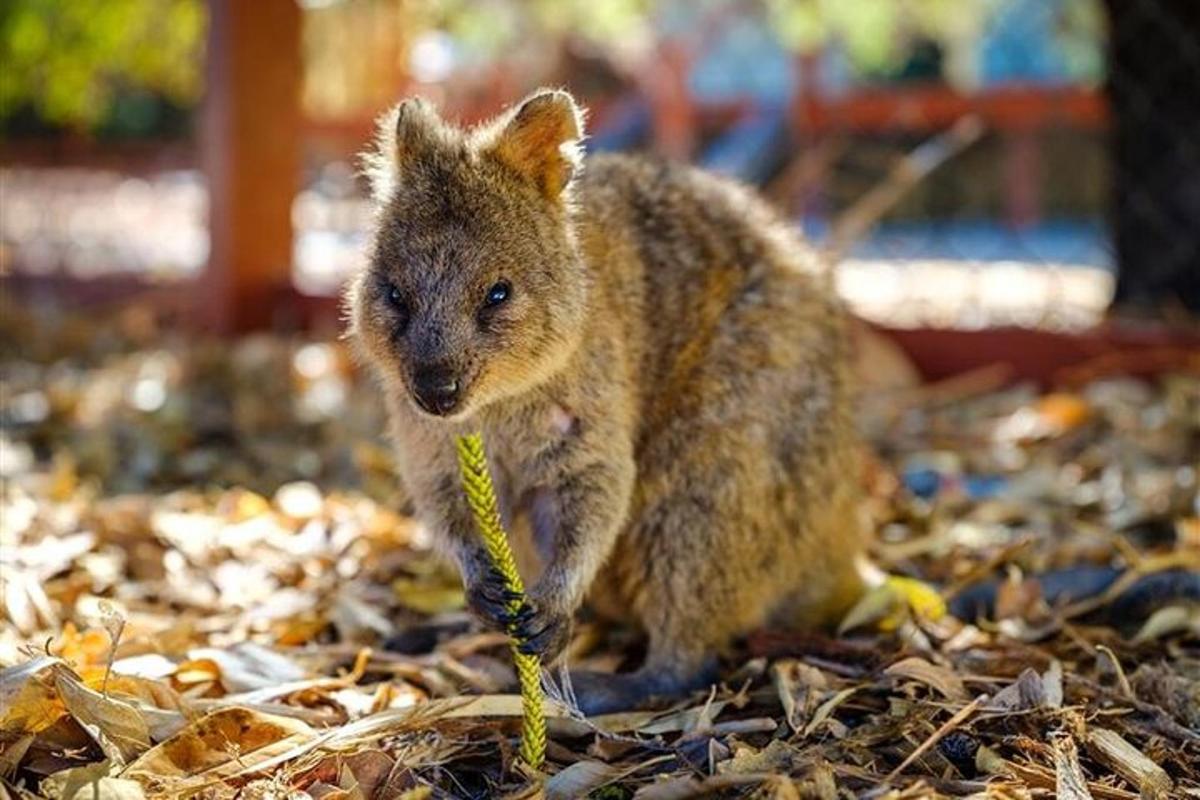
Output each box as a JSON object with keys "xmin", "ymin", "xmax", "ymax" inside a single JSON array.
[
  {"xmin": 1132, "ymin": 605, "xmax": 1200, "ymax": 642},
  {"xmin": 39, "ymin": 761, "xmax": 146, "ymax": 800},
  {"xmin": 124, "ymin": 706, "xmax": 316, "ymax": 784},
  {"xmin": 986, "ymin": 668, "xmax": 1047, "ymax": 712},
  {"xmin": 771, "ymin": 660, "xmax": 829, "ymax": 733},
  {"xmin": 5, "ymin": 317, "xmax": 1199, "ymax": 798},
  {"xmin": 837, "ymin": 584, "xmax": 897, "ymax": 633},
  {"xmin": 185, "ymin": 643, "xmax": 307, "ymax": 692},
  {"xmin": 0, "ymin": 656, "xmax": 65, "ymax": 734},
  {"xmin": 634, "ymin": 773, "xmax": 769, "ymax": 799},
  {"xmin": 390, "ymin": 577, "xmax": 465, "ymax": 615},
  {"xmin": 803, "ymin": 687, "xmax": 857, "ymax": 739},
  {"xmin": 544, "ymin": 760, "xmax": 621, "ymax": 800},
  {"xmin": 52, "ymin": 666, "xmax": 151, "ymax": 764},
  {"xmin": 884, "ymin": 656, "xmax": 969, "ymax": 701},
  {"xmin": 636, "ymin": 701, "xmax": 728, "ymax": 735},
  {"xmin": 52, "ymin": 624, "xmax": 113, "ymax": 671},
  {"xmin": 0, "ymin": 734, "xmax": 35, "ymax": 779}
]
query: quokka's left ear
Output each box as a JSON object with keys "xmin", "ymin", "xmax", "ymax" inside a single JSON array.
[{"xmin": 486, "ymin": 89, "xmax": 585, "ymax": 200}]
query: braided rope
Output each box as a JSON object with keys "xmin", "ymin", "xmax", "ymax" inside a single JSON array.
[{"xmin": 455, "ymin": 432, "xmax": 547, "ymax": 769}]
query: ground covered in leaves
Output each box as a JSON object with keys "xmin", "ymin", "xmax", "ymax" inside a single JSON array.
[{"xmin": 1, "ymin": 305, "xmax": 1198, "ymax": 799}]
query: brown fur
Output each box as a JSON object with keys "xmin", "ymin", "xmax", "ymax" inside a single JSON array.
[{"xmin": 348, "ymin": 89, "xmax": 867, "ymax": 714}]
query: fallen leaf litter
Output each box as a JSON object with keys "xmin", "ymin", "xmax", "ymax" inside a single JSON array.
[{"xmin": 1, "ymin": 306, "xmax": 1197, "ymax": 799}]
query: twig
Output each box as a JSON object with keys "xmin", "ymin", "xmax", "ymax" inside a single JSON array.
[
  {"xmin": 885, "ymin": 693, "xmax": 986, "ymax": 782},
  {"xmin": 824, "ymin": 115, "xmax": 985, "ymax": 263},
  {"xmin": 1093, "ymin": 645, "xmax": 1133, "ymax": 700}
]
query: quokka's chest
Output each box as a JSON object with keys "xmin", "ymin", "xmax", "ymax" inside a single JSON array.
[{"xmin": 479, "ymin": 401, "xmax": 581, "ymax": 492}]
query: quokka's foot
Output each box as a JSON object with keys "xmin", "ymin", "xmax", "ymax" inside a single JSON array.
[{"xmin": 565, "ymin": 662, "xmax": 718, "ymax": 716}]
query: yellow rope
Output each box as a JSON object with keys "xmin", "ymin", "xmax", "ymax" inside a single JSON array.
[{"xmin": 455, "ymin": 432, "xmax": 546, "ymax": 769}]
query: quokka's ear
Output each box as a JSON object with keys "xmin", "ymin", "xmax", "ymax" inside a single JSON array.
[
  {"xmin": 487, "ymin": 89, "xmax": 585, "ymax": 199},
  {"xmin": 364, "ymin": 97, "xmax": 448, "ymax": 201},
  {"xmin": 391, "ymin": 97, "xmax": 446, "ymax": 166}
]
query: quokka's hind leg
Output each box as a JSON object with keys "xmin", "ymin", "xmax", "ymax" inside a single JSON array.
[
  {"xmin": 568, "ymin": 428, "xmax": 801, "ymax": 715},
  {"xmin": 567, "ymin": 279, "xmax": 860, "ymax": 715}
]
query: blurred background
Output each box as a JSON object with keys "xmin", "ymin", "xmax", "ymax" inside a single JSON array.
[
  {"xmin": 0, "ymin": 0, "xmax": 1198, "ymax": 498},
  {"xmin": 2, "ymin": 0, "xmax": 1197, "ymax": 335},
  {"xmin": 3, "ymin": 6, "xmax": 1200, "ymax": 792}
]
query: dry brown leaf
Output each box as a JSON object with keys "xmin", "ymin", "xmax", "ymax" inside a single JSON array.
[
  {"xmin": 974, "ymin": 744, "xmax": 1012, "ymax": 776},
  {"xmin": 0, "ymin": 734, "xmax": 35, "ymax": 779},
  {"xmin": 336, "ymin": 749, "xmax": 396, "ymax": 800},
  {"xmin": 634, "ymin": 701, "xmax": 728, "ymax": 735},
  {"xmin": 79, "ymin": 667, "xmax": 185, "ymax": 712},
  {"xmin": 771, "ymin": 660, "xmax": 829, "ymax": 733},
  {"xmin": 52, "ymin": 624, "xmax": 113, "ymax": 671},
  {"xmin": 544, "ymin": 760, "xmax": 621, "ymax": 800},
  {"xmin": 837, "ymin": 584, "xmax": 897, "ymax": 634},
  {"xmin": 390, "ymin": 577, "xmax": 465, "ymax": 615},
  {"xmin": 52, "ymin": 666, "xmax": 151, "ymax": 764},
  {"xmin": 171, "ymin": 657, "xmax": 223, "ymax": 688},
  {"xmin": 634, "ymin": 773, "xmax": 770, "ymax": 799},
  {"xmin": 124, "ymin": 706, "xmax": 316, "ymax": 786},
  {"xmin": 39, "ymin": 761, "xmax": 146, "ymax": 800},
  {"xmin": 721, "ymin": 739, "xmax": 803, "ymax": 776},
  {"xmin": 1042, "ymin": 660, "xmax": 1063, "ymax": 709},
  {"xmin": 0, "ymin": 657, "xmax": 65, "ymax": 734},
  {"xmin": 185, "ymin": 643, "xmax": 307, "ymax": 692},
  {"xmin": 1132, "ymin": 605, "xmax": 1200, "ymax": 643},
  {"xmin": 986, "ymin": 668, "xmax": 1047, "ymax": 712},
  {"xmin": 758, "ymin": 774, "xmax": 802, "ymax": 800},
  {"xmin": 803, "ymin": 687, "xmax": 857, "ymax": 739},
  {"xmin": 1, "ymin": 569, "xmax": 60, "ymax": 635},
  {"xmin": 884, "ymin": 656, "xmax": 969, "ymax": 702}
]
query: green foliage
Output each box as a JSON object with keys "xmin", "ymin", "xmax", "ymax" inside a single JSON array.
[
  {"xmin": 767, "ymin": 0, "xmax": 970, "ymax": 72},
  {"xmin": 0, "ymin": 0, "xmax": 206, "ymax": 131},
  {"xmin": 412, "ymin": 0, "xmax": 651, "ymax": 61}
]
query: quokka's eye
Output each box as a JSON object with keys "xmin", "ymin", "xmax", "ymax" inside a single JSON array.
[
  {"xmin": 386, "ymin": 284, "xmax": 405, "ymax": 309},
  {"xmin": 483, "ymin": 281, "xmax": 511, "ymax": 308}
]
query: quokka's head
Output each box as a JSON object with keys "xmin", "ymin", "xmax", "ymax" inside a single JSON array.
[{"xmin": 348, "ymin": 89, "xmax": 588, "ymax": 421}]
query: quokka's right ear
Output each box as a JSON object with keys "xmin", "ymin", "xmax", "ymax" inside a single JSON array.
[{"xmin": 364, "ymin": 97, "xmax": 446, "ymax": 201}]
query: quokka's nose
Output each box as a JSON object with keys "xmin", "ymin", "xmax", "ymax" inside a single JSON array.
[{"xmin": 412, "ymin": 365, "xmax": 462, "ymax": 415}]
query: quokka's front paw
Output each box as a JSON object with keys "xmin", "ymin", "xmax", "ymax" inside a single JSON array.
[
  {"xmin": 514, "ymin": 594, "xmax": 573, "ymax": 664},
  {"xmin": 463, "ymin": 565, "xmax": 530, "ymax": 633}
]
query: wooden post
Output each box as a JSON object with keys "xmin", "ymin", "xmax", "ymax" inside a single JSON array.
[{"xmin": 201, "ymin": 0, "xmax": 302, "ymax": 331}]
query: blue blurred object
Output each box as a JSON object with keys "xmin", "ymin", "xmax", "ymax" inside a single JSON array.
[
  {"xmin": 904, "ymin": 468, "xmax": 1008, "ymax": 501},
  {"xmin": 981, "ymin": 0, "xmax": 1071, "ymax": 85},
  {"xmin": 699, "ymin": 105, "xmax": 789, "ymax": 184},
  {"xmin": 963, "ymin": 474, "xmax": 1008, "ymax": 500},
  {"xmin": 587, "ymin": 97, "xmax": 652, "ymax": 153},
  {"xmin": 686, "ymin": 12, "xmax": 795, "ymax": 104},
  {"xmin": 903, "ymin": 468, "xmax": 942, "ymax": 500},
  {"xmin": 847, "ymin": 219, "xmax": 1112, "ymax": 270}
]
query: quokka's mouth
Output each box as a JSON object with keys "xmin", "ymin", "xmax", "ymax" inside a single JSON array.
[
  {"xmin": 408, "ymin": 379, "xmax": 477, "ymax": 421},
  {"xmin": 411, "ymin": 390, "xmax": 462, "ymax": 417}
]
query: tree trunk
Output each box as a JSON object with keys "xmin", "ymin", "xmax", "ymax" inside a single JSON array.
[{"xmin": 1105, "ymin": 0, "xmax": 1200, "ymax": 313}]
